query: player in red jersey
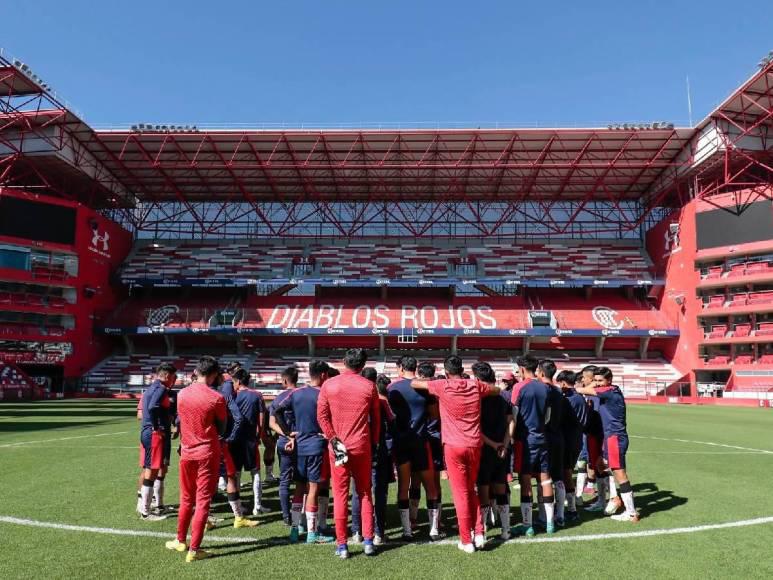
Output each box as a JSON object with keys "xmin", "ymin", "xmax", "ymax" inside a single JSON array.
[
  {"xmin": 165, "ymin": 356, "xmax": 228, "ymax": 562},
  {"xmin": 317, "ymin": 348, "xmax": 381, "ymax": 559},
  {"xmin": 412, "ymin": 355, "xmax": 501, "ymax": 554}
]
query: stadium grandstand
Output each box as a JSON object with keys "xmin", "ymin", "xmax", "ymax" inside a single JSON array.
[{"xmin": 1, "ymin": 49, "xmax": 773, "ymax": 402}]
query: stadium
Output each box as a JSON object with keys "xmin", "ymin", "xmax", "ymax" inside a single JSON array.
[{"xmin": 1, "ymin": 42, "xmax": 773, "ymax": 579}]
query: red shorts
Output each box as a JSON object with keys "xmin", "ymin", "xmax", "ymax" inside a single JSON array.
[
  {"xmin": 139, "ymin": 429, "xmax": 165, "ymax": 470},
  {"xmin": 587, "ymin": 433, "xmax": 603, "ymax": 470},
  {"xmin": 222, "ymin": 441, "xmax": 237, "ymax": 477}
]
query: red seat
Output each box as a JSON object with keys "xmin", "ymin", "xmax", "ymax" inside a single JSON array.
[
  {"xmin": 730, "ymin": 293, "xmax": 747, "ymax": 307},
  {"xmin": 734, "ymin": 324, "xmax": 752, "ymax": 338},
  {"xmin": 734, "ymin": 355, "xmax": 753, "ymax": 365},
  {"xmin": 704, "ymin": 266, "xmax": 723, "ymax": 279},
  {"xmin": 706, "ymin": 295, "xmax": 725, "ymax": 309},
  {"xmin": 757, "ymin": 323, "xmax": 773, "ymax": 337},
  {"xmin": 707, "ymin": 355, "xmax": 730, "ymax": 365},
  {"xmin": 708, "ymin": 325, "xmax": 727, "ymax": 339},
  {"xmin": 759, "ymin": 354, "xmax": 773, "ymax": 365},
  {"xmin": 745, "ymin": 261, "xmax": 770, "ymax": 274},
  {"xmin": 728, "ymin": 264, "xmax": 746, "ymax": 277}
]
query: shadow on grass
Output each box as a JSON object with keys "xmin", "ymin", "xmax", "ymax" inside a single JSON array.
[{"xmin": 632, "ymin": 482, "xmax": 688, "ymax": 517}]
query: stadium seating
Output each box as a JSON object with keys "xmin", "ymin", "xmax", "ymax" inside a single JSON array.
[
  {"xmin": 707, "ymin": 325, "xmax": 728, "ymax": 339},
  {"xmin": 705, "ymin": 295, "xmax": 726, "ymax": 309},
  {"xmin": 756, "ymin": 322, "xmax": 773, "ymax": 336},
  {"xmin": 758, "ymin": 354, "xmax": 773, "ymax": 364},
  {"xmin": 734, "ymin": 355, "xmax": 754, "ymax": 365},
  {"xmin": 0, "ymin": 361, "xmax": 36, "ymax": 399},
  {"xmin": 733, "ymin": 324, "xmax": 751, "ymax": 338},
  {"xmin": 121, "ymin": 240, "xmax": 654, "ymax": 281},
  {"xmin": 747, "ymin": 291, "xmax": 773, "ymax": 306},
  {"xmin": 706, "ymin": 355, "xmax": 730, "ymax": 365}
]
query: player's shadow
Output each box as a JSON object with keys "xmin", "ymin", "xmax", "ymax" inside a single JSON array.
[{"xmin": 631, "ymin": 482, "xmax": 687, "ymax": 517}]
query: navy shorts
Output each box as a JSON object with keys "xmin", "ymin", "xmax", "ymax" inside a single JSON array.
[
  {"xmin": 547, "ymin": 435, "xmax": 565, "ymax": 481},
  {"xmin": 139, "ymin": 428, "xmax": 170, "ymax": 469},
  {"xmin": 394, "ymin": 435, "xmax": 432, "ymax": 472},
  {"xmin": 562, "ymin": 431, "xmax": 583, "ymax": 470},
  {"xmin": 295, "ymin": 451, "xmax": 330, "ymax": 483},
  {"xmin": 477, "ymin": 445, "xmax": 508, "ymax": 486},
  {"xmin": 514, "ymin": 439, "xmax": 549, "ymax": 475},
  {"xmin": 428, "ymin": 436, "xmax": 444, "ymax": 471},
  {"xmin": 231, "ymin": 439, "xmax": 259, "ymax": 473},
  {"xmin": 603, "ymin": 433, "xmax": 629, "ymax": 470}
]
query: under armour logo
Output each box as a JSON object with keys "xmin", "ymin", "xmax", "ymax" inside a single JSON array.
[
  {"xmin": 146, "ymin": 305, "xmax": 180, "ymax": 326},
  {"xmin": 592, "ymin": 306, "xmax": 624, "ymax": 330},
  {"xmin": 91, "ymin": 227, "xmax": 110, "ymax": 252},
  {"xmin": 664, "ymin": 223, "xmax": 680, "ymax": 253}
]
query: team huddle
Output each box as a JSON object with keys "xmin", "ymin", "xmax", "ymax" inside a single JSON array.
[{"xmin": 136, "ymin": 349, "xmax": 639, "ymax": 561}]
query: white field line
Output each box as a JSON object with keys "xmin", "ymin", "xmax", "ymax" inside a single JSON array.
[
  {"xmin": 630, "ymin": 435, "xmax": 773, "ymax": 455},
  {"xmin": 0, "ymin": 431, "xmax": 129, "ymax": 448},
  {"xmin": 1, "ymin": 514, "xmax": 772, "ymax": 547}
]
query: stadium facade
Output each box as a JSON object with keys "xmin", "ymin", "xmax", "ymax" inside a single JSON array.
[{"xmin": 1, "ymin": 51, "xmax": 772, "ymax": 400}]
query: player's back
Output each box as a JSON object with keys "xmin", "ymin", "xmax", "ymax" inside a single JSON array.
[
  {"xmin": 318, "ymin": 371, "xmax": 377, "ymax": 453},
  {"xmin": 177, "ymin": 383, "xmax": 225, "ymax": 460},
  {"xmin": 562, "ymin": 388, "xmax": 587, "ymax": 434},
  {"xmin": 289, "ymin": 386, "xmax": 325, "ymax": 456},
  {"xmin": 236, "ymin": 389, "xmax": 264, "ymax": 439},
  {"xmin": 596, "ymin": 385, "xmax": 627, "ymax": 436},
  {"xmin": 270, "ymin": 388, "xmax": 295, "ymax": 448},
  {"xmin": 387, "ymin": 378, "xmax": 428, "ymax": 440},
  {"xmin": 513, "ymin": 379, "xmax": 548, "ymax": 446},
  {"xmin": 545, "ymin": 384, "xmax": 564, "ymax": 438},
  {"xmin": 481, "ymin": 390, "xmax": 510, "ymax": 442},
  {"xmin": 140, "ymin": 380, "xmax": 171, "ymax": 431}
]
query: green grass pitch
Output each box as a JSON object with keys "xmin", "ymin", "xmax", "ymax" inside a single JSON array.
[{"xmin": 1, "ymin": 400, "xmax": 772, "ymax": 579}]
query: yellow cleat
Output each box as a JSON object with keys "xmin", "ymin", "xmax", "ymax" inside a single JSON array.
[
  {"xmin": 165, "ymin": 539, "xmax": 187, "ymax": 552},
  {"xmin": 234, "ymin": 516, "xmax": 259, "ymax": 529},
  {"xmin": 186, "ymin": 549, "xmax": 212, "ymax": 562}
]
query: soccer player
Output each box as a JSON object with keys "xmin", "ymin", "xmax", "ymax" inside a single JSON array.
[
  {"xmin": 269, "ymin": 365, "xmax": 299, "ymax": 525},
  {"xmin": 418, "ymin": 361, "xmax": 444, "ymax": 530},
  {"xmin": 576, "ymin": 367, "xmax": 639, "ymax": 522},
  {"xmin": 472, "ymin": 362, "xmax": 513, "ymax": 540},
  {"xmin": 388, "ymin": 355, "xmax": 440, "ymax": 540},
  {"xmin": 137, "ymin": 362, "xmax": 177, "ymax": 521},
  {"xmin": 273, "ymin": 360, "xmax": 334, "ymax": 544},
  {"xmin": 232, "ymin": 368, "xmax": 270, "ymax": 517},
  {"xmin": 411, "ymin": 355, "xmax": 500, "ymax": 554},
  {"xmin": 555, "ymin": 370, "xmax": 587, "ymax": 523},
  {"xmin": 579, "ymin": 365, "xmax": 609, "ymax": 513},
  {"xmin": 165, "ymin": 356, "xmax": 227, "ymax": 562},
  {"xmin": 351, "ymin": 371, "xmax": 395, "ymax": 545},
  {"xmin": 317, "ymin": 348, "xmax": 381, "ymax": 559},
  {"xmin": 511, "ymin": 355, "xmax": 555, "ymax": 537},
  {"xmin": 536, "ymin": 359, "xmax": 565, "ymax": 526}
]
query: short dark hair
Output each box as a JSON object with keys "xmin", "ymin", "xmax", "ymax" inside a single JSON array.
[
  {"xmin": 344, "ymin": 348, "xmax": 368, "ymax": 370},
  {"xmin": 376, "ymin": 374, "xmax": 391, "ymax": 396},
  {"xmin": 417, "ymin": 361, "xmax": 436, "ymax": 379},
  {"xmin": 471, "ymin": 361, "xmax": 495, "ymax": 384},
  {"xmin": 444, "ymin": 355, "xmax": 463, "ymax": 377},
  {"xmin": 308, "ymin": 360, "xmax": 329, "ymax": 380},
  {"xmin": 227, "ymin": 361, "xmax": 242, "ymax": 375},
  {"xmin": 327, "ymin": 367, "xmax": 340, "ymax": 378},
  {"xmin": 397, "ymin": 355, "xmax": 418, "ymax": 372},
  {"xmin": 581, "ymin": 364, "xmax": 598, "ymax": 376},
  {"xmin": 156, "ymin": 362, "xmax": 177, "ymax": 377},
  {"xmin": 516, "ymin": 355, "xmax": 539, "ymax": 373},
  {"xmin": 232, "ymin": 368, "xmax": 251, "ymax": 385},
  {"xmin": 361, "ymin": 367, "xmax": 378, "ymax": 383},
  {"xmin": 195, "ymin": 356, "xmax": 221, "ymax": 378},
  {"xmin": 281, "ymin": 365, "xmax": 299, "ymax": 385},
  {"xmin": 538, "ymin": 359, "xmax": 557, "ymax": 380},
  {"xmin": 594, "ymin": 366, "xmax": 613, "ymax": 381},
  {"xmin": 555, "ymin": 370, "xmax": 576, "ymax": 385}
]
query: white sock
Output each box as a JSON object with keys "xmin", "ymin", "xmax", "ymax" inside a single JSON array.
[
  {"xmin": 267, "ymin": 462, "xmax": 275, "ymax": 477},
  {"xmin": 609, "ymin": 476, "xmax": 618, "ymax": 499},
  {"xmin": 544, "ymin": 500, "xmax": 555, "ymax": 524},
  {"xmin": 228, "ymin": 496, "xmax": 243, "ymax": 517},
  {"xmin": 399, "ymin": 509, "xmax": 411, "ymax": 534},
  {"xmin": 555, "ymin": 481, "xmax": 566, "ymax": 520},
  {"xmin": 140, "ymin": 483, "xmax": 153, "ymax": 515},
  {"xmin": 567, "ymin": 491, "xmax": 576, "ymax": 511},
  {"xmin": 136, "ymin": 490, "xmax": 143, "ymax": 512},
  {"xmin": 621, "ymin": 490, "xmax": 636, "ymax": 515},
  {"xmin": 153, "ymin": 479, "xmax": 164, "ymax": 507},
  {"xmin": 306, "ymin": 510, "xmax": 318, "ymax": 533},
  {"xmin": 536, "ymin": 488, "xmax": 546, "ymax": 521},
  {"xmin": 520, "ymin": 499, "xmax": 532, "ymax": 526},
  {"xmin": 318, "ymin": 495, "xmax": 329, "ymax": 529},
  {"xmin": 576, "ymin": 473, "xmax": 587, "ymax": 497},
  {"xmin": 428, "ymin": 507, "xmax": 439, "ymax": 536},
  {"xmin": 291, "ymin": 501, "xmax": 303, "ymax": 527},
  {"xmin": 498, "ymin": 504, "xmax": 510, "ymax": 531},
  {"xmin": 251, "ymin": 469, "xmax": 262, "ymax": 509},
  {"xmin": 409, "ymin": 498, "xmax": 419, "ymax": 522}
]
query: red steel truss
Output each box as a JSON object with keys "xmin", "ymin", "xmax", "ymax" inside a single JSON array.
[{"xmin": 2, "ymin": 53, "xmax": 772, "ymax": 237}]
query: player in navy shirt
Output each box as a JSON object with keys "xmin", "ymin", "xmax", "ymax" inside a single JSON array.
[
  {"xmin": 473, "ymin": 362, "xmax": 513, "ymax": 540},
  {"xmin": 417, "ymin": 361, "xmax": 444, "ymax": 532},
  {"xmin": 217, "ymin": 363, "xmax": 244, "ymax": 496},
  {"xmin": 387, "ymin": 355, "xmax": 440, "ymax": 540},
  {"xmin": 555, "ymin": 370, "xmax": 586, "ymax": 523},
  {"xmin": 269, "ymin": 366, "xmax": 299, "ymax": 525},
  {"xmin": 232, "ymin": 368, "xmax": 270, "ymax": 517},
  {"xmin": 511, "ymin": 355, "xmax": 554, "ymax": 536},
  {"xmin": 273, "ymin": 360, "xmax": 334, "ymax": 544},
  {"xmin": 137, "ymin": 362, "xmax": 177, "ymax": 520},
  {"xmin": 576, "ymin": 367, "xmax": 639, "ymax": 522}
]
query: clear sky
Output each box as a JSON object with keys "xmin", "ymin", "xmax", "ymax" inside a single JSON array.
[{"xmin": 3, "ymin": 0, "xmax": 772, "ymax": 128}]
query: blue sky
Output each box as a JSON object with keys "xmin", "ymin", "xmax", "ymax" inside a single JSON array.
[{"xmin": 3, "ymin": 0, "xmax": 772, "ymax": 127}]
